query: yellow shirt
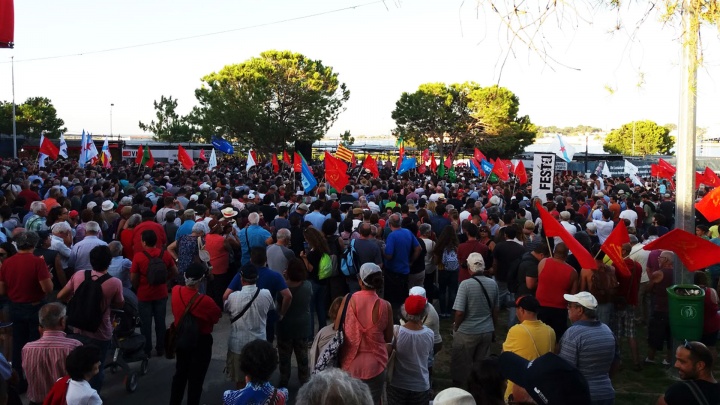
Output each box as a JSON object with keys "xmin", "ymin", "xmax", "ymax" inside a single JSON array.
[
  {"xmin": 710, "ymin": 225, "xmax": 719, "ymax": 239},
  {"xmin": 502, "ymin": 319, "xmax": 556, "ymax": 400}
]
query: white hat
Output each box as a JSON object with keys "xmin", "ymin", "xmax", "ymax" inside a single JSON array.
[
  {"xmin": 564, "ymin": 291, "xmax": 598, "ymax": 310},
  {"xmin": 120, "ymin": 196, "xmax": 133, "ymax": 206},
  {"xmin": 199, "ymin": 183, "xmax": 211, "ymax": 191},
  {"xmin": 359, "ymin": 263, "xmax": 382, "ymax": 286},
  {"xmin": 489, "ymin": 195, "xmax": 500, "ymax": 205},
  {"xmin": 221, "ymin": 207, "xmax": 237, "ymax": 218},
  {"xmin": 101, "ymin": 201, "xmax": 114, "ymax": 211},
  {"xmin": 433, "ymin": 388, "xmax": 475, "ymax": 405},
  {"xmin": 248, "ymin": 192, "xmax": 256, "ymax": 199},
  {"xmin": 189, "ymin": 194, "xmax": 199, "ymax": 201},
  {"xmin": 278, "ymin": 202, "xmax": 288, "ymax": 207},
  {"xmin": 409, "ymin": 286, "xmax": 426, "ymax": 298},
  {"xmin": 87, "ymin": 201, "xmax": 97, "ymax": 210},
  {"xmin": 467, "ymin": 252, "xmax": 486, "ymax": 273}
]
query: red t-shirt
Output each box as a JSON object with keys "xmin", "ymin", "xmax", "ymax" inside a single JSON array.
[
  {"xmin": 120, "ymin": 228, "xmax": 135, "ymax": 260},
  {"xmin": 18, "ymin": 189, "xmax": 40, "ymax": 210},
  {"xmin": 171, "ymin": 286, "xmax": 221, "ymax": 335},
  {"xmin": 617, "ymin": 258, "xmax": 643, "ymax": 306},
  {"xmin": 130, "ymin": 247, "xmax": 174, "ymax": 301},
  {"xmin": 0, "ymin": 252, "xmax": 51, "ymax": 303},
  {"xmin": 457, "ymin": 240, "xmax": 490, "ymax": 283},
  {"xmin": 132, "ymin": 221, "xmax": 167, "ymax": 254}
]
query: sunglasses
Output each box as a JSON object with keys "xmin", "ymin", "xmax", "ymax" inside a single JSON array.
[{"xmin": 683, "ymin": 339, "xmax": 696, "ymax": 353}]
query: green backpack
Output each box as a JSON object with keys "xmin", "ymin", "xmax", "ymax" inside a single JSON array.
[{"xmin": 318, "ymin": 253, "xmax": 333, "ymax": 280}]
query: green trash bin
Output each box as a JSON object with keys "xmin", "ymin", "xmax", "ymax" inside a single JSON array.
[{"xmin": 667, "ymin": 284, "xmax": 705, "ymax": 341}]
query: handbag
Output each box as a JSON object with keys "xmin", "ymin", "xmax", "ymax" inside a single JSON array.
[
  {"xmin": 165, "ymin": 291, "xmax": 200, "ymax": 359},
  {"xmin": 196, "ymin": 236, "xmax": 212, "ymax": 271},
  {"xmin": 386, "ymin": 325, "xmax": 400, "ymax": 383},
  {"xmin": 312, "ymin": 293, "xmax": 353, "ymax": 374}
]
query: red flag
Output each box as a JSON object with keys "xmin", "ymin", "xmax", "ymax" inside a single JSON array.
[
  {"xmin": 430, "ymin": 153, "xmax": 437, "ymax": 173},
  {"xmin": 39, "ymin": 137, "xmax": 59, "ymax": 160},
  {"xmin": 514, "ymin": 161, "xmax": 528, "ymax": 185},
  {"xmin": 600, "ymin": 221, "xmax": 631, "ymax": 277},
  {"xmin": 703, "ymin": 167, "xmax": 720, "ymax": 188},
  {"xmin": 272, "ymin": 154, "xmax": 279, "ymax": 173},
  {"xmin": 650, "ymin": 164, "xmax": 661, "ymax": 178},
  {"xmin": 422, "ymin": 149, "xmax": 430, "ymax": 163},
  {"xmin": 0, "ymin": 0, "xmax": 14, "ymax": 49},
  {"xmin": 643, "ymin": 229, "xmax": 720, "ymax": 271},
  {"xmin": 199, "ymin": 149, "xmax": 207, "ymax": 162},
  {"xmin": 417, "ymin": 164, "xmax": 427, "ymax": 174},
  {"xmin": 658, "ymin": 158, "xmax": 676, "ymax": 176},
  {"xmin": 324, "ymin": 151, "xmax": 349, "ymax": 191},
  {"xmin": 177, "ymin": 145, "xmax": 194, "ymax": 170},
  {"xmin": 293, "ymin": 152, "xmax": 302, "ymax": 173},
  {"xmin": 474, "ymin": 148, "xmax": 486, "ymax": 163},
  {"xmin": 535, "ymin": 201, "xmax": 597, "ymax": 270},
  {"xmin": 135, "ymin": 145, "xmax": 143, "ymax": 165},
  {"xmin": 362, "ymin": 155, "xmax": 379, "ymax": 178},
  {"xmin": 695, "ymin": 171, "xmax": 707, "ymax": 189},
  {"xmin": 283, "ymin": 150, "xmax": 291, "ymax": 165},
  {"xmin": 492, "ymin": 158, "xmax": 510, "ymax": 181},
  {"xmin": 351, "ymin": 154, "xmax": 357, "ymax": 169},
  {"xmin": 444, "ymin": 152, "xmax": 453, "ymax": 168},
  {"xmin": 696, "ymin": 186, "xmax": 720, "ymax": 222},
  {"xmin": 250, "ymin": 150, "xmax": 258, "ymax": 165}
]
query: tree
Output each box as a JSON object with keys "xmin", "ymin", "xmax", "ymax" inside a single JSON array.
[
  {"xmin": 138, "ymin": 95, "xmax": 196, "ymax": 143},
  {"xmin": 603, "ymin": 120, "xmax": 674, "ymax": 155},
  {"xmin": 339, "ymin": 130, "xmax": 354, "ymax": 147},
  {"xmin": 392, "ymin": 82, "xmax": 537, "ymax": 158},
  {"xmin": 193, "ymin": 50, "xmax": 350, "ymax": 155},
  {"xmin": 0, "ymin": 97, "xmax": 66, "ymax": 138}
]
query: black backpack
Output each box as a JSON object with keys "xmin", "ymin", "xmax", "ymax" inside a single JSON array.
[
  {"xmin": 176, "ymin": 296, "xmax": 201, "ymax": 350},
  {"xmin": 144, "ymin": 248, "xmax": 168, "ymax": 286},
  {"xmin": 67, "ymin": 271, "xmax": 112, "ymax": 332}
]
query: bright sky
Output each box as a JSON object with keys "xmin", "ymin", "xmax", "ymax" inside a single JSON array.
[{"xmin": 2, "ymin": 0, "xmax": 720, "ymax": 138}]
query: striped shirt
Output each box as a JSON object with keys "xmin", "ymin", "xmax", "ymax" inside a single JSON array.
[
  {"xmin": 559, "ymin": 320, "xmax": 618, "ymax": 401},
  {"xmin": 22, "ymin": 330, "xmax": 83, "ymax": 403}
]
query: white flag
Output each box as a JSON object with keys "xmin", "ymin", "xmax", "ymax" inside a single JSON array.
[
  {"xmin": 624, "ymin": 159, "xmax": 639, "ymax": 175},
  {"xmin": 59, "ymin": 133, "xmax": 68, "ymax": 158},
  {"xmin": 78, "ymin": 130, "xmax": 88, "ymax": 166},
  {"xmin": 550, "ymin": 134, "xmax": 576, "ymax": 162},
  {"xmin": 38, "ymin": 134, "xmax": 48, "ymax": 167},
  {"xmin": 631, "ymin": 174, "xmax": 643, "ymax": 186},
  {"xmin": 602, "ymin": 161, "xmax": 612, "ymax": 177},
  {"xmin": 208, "ymin": 149, "xmax": 217, "ymax": 171},
  {"xmin": 246, "ymin": 149, "xmax": 256, "ymax": 172}
]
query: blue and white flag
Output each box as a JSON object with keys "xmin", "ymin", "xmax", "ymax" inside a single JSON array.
[
  {"xmin": 59, "ymin": 133, "xmax": 68, "ymax": 158},
  {"xmin": 469, "ymin": 159, "xmax": 480, "ymax": 177},
  {"xmin": 301, "ymin": 158, "xmax": 317, "ymax": 193},
  {"xmin": 397, "ymin": 157, "xmax": 417, "ymax": 175},
  {"xmin": 480, "ymin": 159, "xmax": 493, "ymax": 175},
  {"xmin": 212, "ymin": 137, "xmax": 234, "ymax": 155},
  {"xmin": 551, "ymin": 134, "xmax": 576, "ymax": 163},
  {"xmin": 78, "ymin": 130, "xmax": 88, "ymax": 166}
]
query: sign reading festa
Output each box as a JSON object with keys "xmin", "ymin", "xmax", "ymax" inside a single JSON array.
[{"xmin": 532, "ymin": 153, "xmax": 555, "ymax": 199}]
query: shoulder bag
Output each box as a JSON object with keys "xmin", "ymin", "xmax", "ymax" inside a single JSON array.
[
  {"xmin": 165, "ymin": 291, "xmax": 200, "ymax": 359},
  {"xmin": 231, "ymin": 288, "xmax": 261, "ymax": 323},
  {"xmin": 313, "ymin": 293, "xmax": 353, "ymax": 374}
]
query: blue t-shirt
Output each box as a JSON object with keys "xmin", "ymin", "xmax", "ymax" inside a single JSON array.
[
  {"xmin": 384, "ymin": 228, "xmax": 419, "ymax": 275},
  {"xmin": 223, "ymin": 381, "xmax": 288, "ymax": 405},
  {"xmin": 239, "ymin": 225, "xmax": 271, "ymax": 265},
  {"xmin": 227, "ymin": 266, "xmax": 288, "ymax": 298},
  {"xmin": 175, "ymin": 220, "xmax": 195, "ymax": 241}
]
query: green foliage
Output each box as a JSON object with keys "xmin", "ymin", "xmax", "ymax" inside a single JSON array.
[
  {"xmin": 339, "ymin": 130, "xmax": 354, "ymax": 147},
  {"xmin": 194, "ymin": 50, "xmax": 349, "ymax": 154},
  {"xmin": 537, "ymin": 125, "xmax": 603, "ymax": 136},
  {"xmin": 603, "ymin": 120, "xmax": 674, "ymax": 155},
  {"xmin": 0, "ymin": 97, "xmax": 66, "ymax": 138},
  {"xmin": 392, "ymin": 83, "xmax": 537, "ymax": 158},
  {"xmin": 138, "ymin": 95, "xmax": 197, "ymax": 142}
]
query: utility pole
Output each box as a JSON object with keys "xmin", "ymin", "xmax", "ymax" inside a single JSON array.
[
  {"xmin": 110, "ymin": 103, "xmax": 114, "ymax": 137},
  {"xmin": 11, "ymin": 56, "xmax": 16, "ymax": 159}
]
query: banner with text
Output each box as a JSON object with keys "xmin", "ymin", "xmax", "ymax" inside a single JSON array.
[{"xmin": 532, "ymin": 153, "xmax": 556, "ymax": 199}]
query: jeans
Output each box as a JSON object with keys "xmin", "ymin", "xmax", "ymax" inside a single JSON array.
[
  {"xmin": 138, "ymin": 297, "xmax": 167, "ymax": 355},
  {"xmin": 83, "ymin": 337, "xmax": 111, "ymax": 393},
  {"xmin": 207, "ymin": 272, "xmax": 233, "ymax": 309},
  {"xmin": 309, "ymin": 281, "xmax": 327, "ymax": 340},
  {"xmin": 277, "ymin": 337, "xmax": 309, "ymax": 386},
  {"xmin": 8, "ymin": 302, "xmax": 43, "ymax": 380},
  {"xmin": 266, "ymin": 310, "xmax": 278, "ymax": 344},
  {"xmin": 496, "ymin": 281, "xmax": 516, "ymax": 326},
  {"xmin": 438, "ymin": 271, "xmax": 458, "ymax": 315},
  {"xmin": 596, "ymin": 302, "xmax": 614, "ymax": 330},
  {"xmin": 170, "ymin": 334, "xmax": 212, "ymax": 405}
]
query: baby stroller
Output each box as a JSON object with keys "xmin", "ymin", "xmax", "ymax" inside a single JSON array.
[{"xmin": 106, "ymin": 288, "xmax": 149, "ymax": 392}]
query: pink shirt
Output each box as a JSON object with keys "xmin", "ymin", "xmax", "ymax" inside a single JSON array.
[
  {"xmin": 22, "ymin": 330, "xmax": 83, "ymax": 403},
  {"xmin": 340, "ymin": 290, "xmax": 388, "ymax": 380},
  {"xmin": 66, "ymin": 270, "xmax": 124, "ymax": 341}
]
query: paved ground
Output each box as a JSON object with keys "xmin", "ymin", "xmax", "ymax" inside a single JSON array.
[{"xmin": 96, "ymin": 301, "xmax": 304, "ymax": 405}]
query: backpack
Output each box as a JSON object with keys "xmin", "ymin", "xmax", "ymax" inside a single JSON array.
[
  {"xmin": 67, "ymin": 271, "xmax": 111, "ymax": 332},
  {"xmin": 318, "ymin": 253, "xmax": 333, "ymax": 280},
  {"xmin": 42, "ymin": 376, "xmax": 70, "ymax": 405},
  {"xmin": 143, "ymin": 248, "xmax": 168, "ymax": 286},
  {"xmin": 506, "ymin": 257, "xmax": 524, "ymax": 294},
  {"xmin": 340, "ymin": 239, "xmax": 360, "ymax": 277},
  {"xmin": 590, "ymin": 264, "xmax": 618, "ymax": 304},
  {"xmin": 441, "ymin": 249, "xmax": 459, "ymax": 271},
  {"xmin": 175, "ymin": 299, "xmax": 201, "ymax": 351}
]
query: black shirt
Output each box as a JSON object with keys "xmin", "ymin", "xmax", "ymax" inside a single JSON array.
[
  {"xmin": 493, "ymin": 240, "xmax": 526, "ymax": 282},
  {"xmin": 664, "ymin": 379, "xmax": 720, "ymax": 405}
]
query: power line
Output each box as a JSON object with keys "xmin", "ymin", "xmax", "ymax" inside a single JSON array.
[{"xmin": 2, "ymin": 0, "xmax": 386, "ymax": 64}]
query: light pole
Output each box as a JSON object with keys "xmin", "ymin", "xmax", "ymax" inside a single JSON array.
[{"xmin": 110, "ymin": 103, "xmax": 114, "ymax": 137}]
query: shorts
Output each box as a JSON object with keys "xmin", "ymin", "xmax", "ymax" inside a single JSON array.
[
  {"xmin": 225, "ymin": 350, "xmax": 245, "ymax": 383},
  {"xmin": 451, "ymin": 331, "xmax": 492, "ymax": 384},
  {"xmin": 648, "ymin": 311, "xmax": 671, "ymax": 351},
  {"xmin": 700, "ymin": 330, "xmax": 719, "ymax": 347},
  {"xmin": 615, "ymin": 306, "xmax": 636, "ymax": 339}
]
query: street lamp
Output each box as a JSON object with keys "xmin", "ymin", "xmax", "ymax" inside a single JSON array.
[{"xmin": 110, "ymin": 103, "xmax": 114, "ymax": 137}]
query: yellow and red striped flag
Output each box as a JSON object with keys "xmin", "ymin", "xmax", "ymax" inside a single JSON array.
[{"xmin": 335, "ymin": 144, "xmax": 354, "ymax": 162}]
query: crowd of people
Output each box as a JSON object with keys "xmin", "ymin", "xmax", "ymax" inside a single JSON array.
[{"xmin": 0, "ymin": 154, "xmax": 717, "ymax": 405}]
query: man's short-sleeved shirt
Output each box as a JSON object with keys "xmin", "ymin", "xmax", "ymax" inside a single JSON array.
[
  {"xmin": 228, "ymin": 266, "xmax": 288, "ymax": 299},
  {"xmin": 354, "ymin": 239, "xmax": 383, "ymax": 268},
  {"xmin": 131, "ymin": 247, "xmax": 175, "ymax": 301},
  {"xmin": 239, "ymin": 225, "xmax": 271, "ymax": 266},
  {"xmin": 0, "ymin": 253, "xmax": 51, "ymax": 303},
  {"xmin": 266, "ymin": 244, "xmax": 296, "ymax": 274},
  {"xmin": 385, "ymin": 228, "xmax": 419, "ymax": 275},
  {"xmin": 65, "ymin": 270, "xmax": 124, "ymax": 341},
  {"xmin": 453, "ymin": 275, "xmax": 498, "ymax": 334},
  {"xmin": 663, "ymin": 379, "xmax": 720, "ymax": 405}
]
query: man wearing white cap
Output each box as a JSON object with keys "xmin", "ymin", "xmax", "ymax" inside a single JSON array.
[{"xmin": 560, "ymin": 291, "xmax": 619, "ymax": 404}]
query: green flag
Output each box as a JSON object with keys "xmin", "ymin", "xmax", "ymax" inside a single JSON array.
[
  {"xmin": 141, "ymin": 144, "xmax": 154, "ymax": 167},
  {"xmin": 438, "ymin": 165, "xmax": 445, "ymax": 177},
  {"xmin": 448, "ymin": 166, "xmax": 457, "ymax": 182},
  {"xmin": 488, "ymin": 172, "xmax": 498, "ymax": 183}
]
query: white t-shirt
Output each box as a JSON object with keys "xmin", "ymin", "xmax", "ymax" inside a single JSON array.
[
  {"xmin": 388, "ymin": 325, "xmax": 434, "ymax": 392},
  {"xmin": 66, "ymin": 379, "xmax": 102, "ymax": 405},
  {"xmin": 619, "ymin": 209, "xmax": 638, "ymax": 228}
]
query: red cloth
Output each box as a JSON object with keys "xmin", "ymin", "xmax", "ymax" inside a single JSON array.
[
  {"xmin": 696, "ymin": 186, "xmax": 720, "ymax": 222},
  {"xmin": 642, "ymin": 228, "xmax": 720, "ymax": 271},
  {"xmin": 616, "ymin": 258, "xmax": 642, "ymax": 306},
  {"xmin": 473, "ymin": 148, "xmax": 486, "ymax": 163},
  {"xmin": 171, "ymin": 286, "xmax": 221, "ymax": 335},
  {"xmin": 135, "ymin": 145, "xmax": 144, "ymax": 165},
  {"xmin": 492, "ymin": 158, "xmax": 510, "ymax": 181},
  {"xmin": 658, "ymin": 158, "xmax": 676, "ymax": 176},
  {"xmin": 205, "ymin": 234, "xmax": 229, "ymax": 275},
  {"xmin": 536, "ymin": 258, "xmax": 575, "ymax": 309},
  {"xmin": 514, "ymin": 160, "xmax": 528, "ymax": 185},
  {"xmin": 362, "ymin": 155, "xmax": 379, "ymax": 178},
  {"xmin": 600, "ymin": 220, "xmax": 630, "ymax": 277},
  {"xmin": 272, "ymin": 154, "xmax": 279, "ymax": 173},
  {"xmin": 18, "ymin": 189, "xmax": 40, "ymax": 210},
  {"xmin": 704, "ymin": 167, "xmax": 720, "ymax": 188},
  {"xmin": 703, "ymin": 287, "xmax": 720, "ymax": 334},
  {"xmin": 39, "ymin": 137, "xmax": 59, "ymax": 160},
  {"xmin": 177, "ymin": 145, "xmax": 194, "ymax": 170},
  {"xmin": 130, "ymin": 247, "xmax": 174, "ymax": 301},
  {"xmin": 430, "ymin": 153, "xmax": 437, "ymax": 173},
  {"xmin": 120, "ymin": 228, "xmax": 135, "ymax": 260},
  {"xmin": 0, "ymin": 252, "xmax": 51, "ymax": 303},
  {"xmin": 443, "ymin": 153, "xmax": 453, "ymax": 168},
  {"xmin": 457, "ymin": 240, "xmax": 490, "ymax": 283},
  {"xmin": 293, "ymin": 152, "xmax": 302, "ymax": 173},
  {"xmin": 283, "ymin": 150, "xmax": 291, "ymax": 165},
  {"xmin": 535, "ymin": 201, "xmax": 596, "ymax": 270},
  {"xmin": 132, "ymin": 221, "xmax": 167, "ymax": 254},
  {"xmin": 324, "ymin": 151, "xmax": 349, "ymax": 191}
]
